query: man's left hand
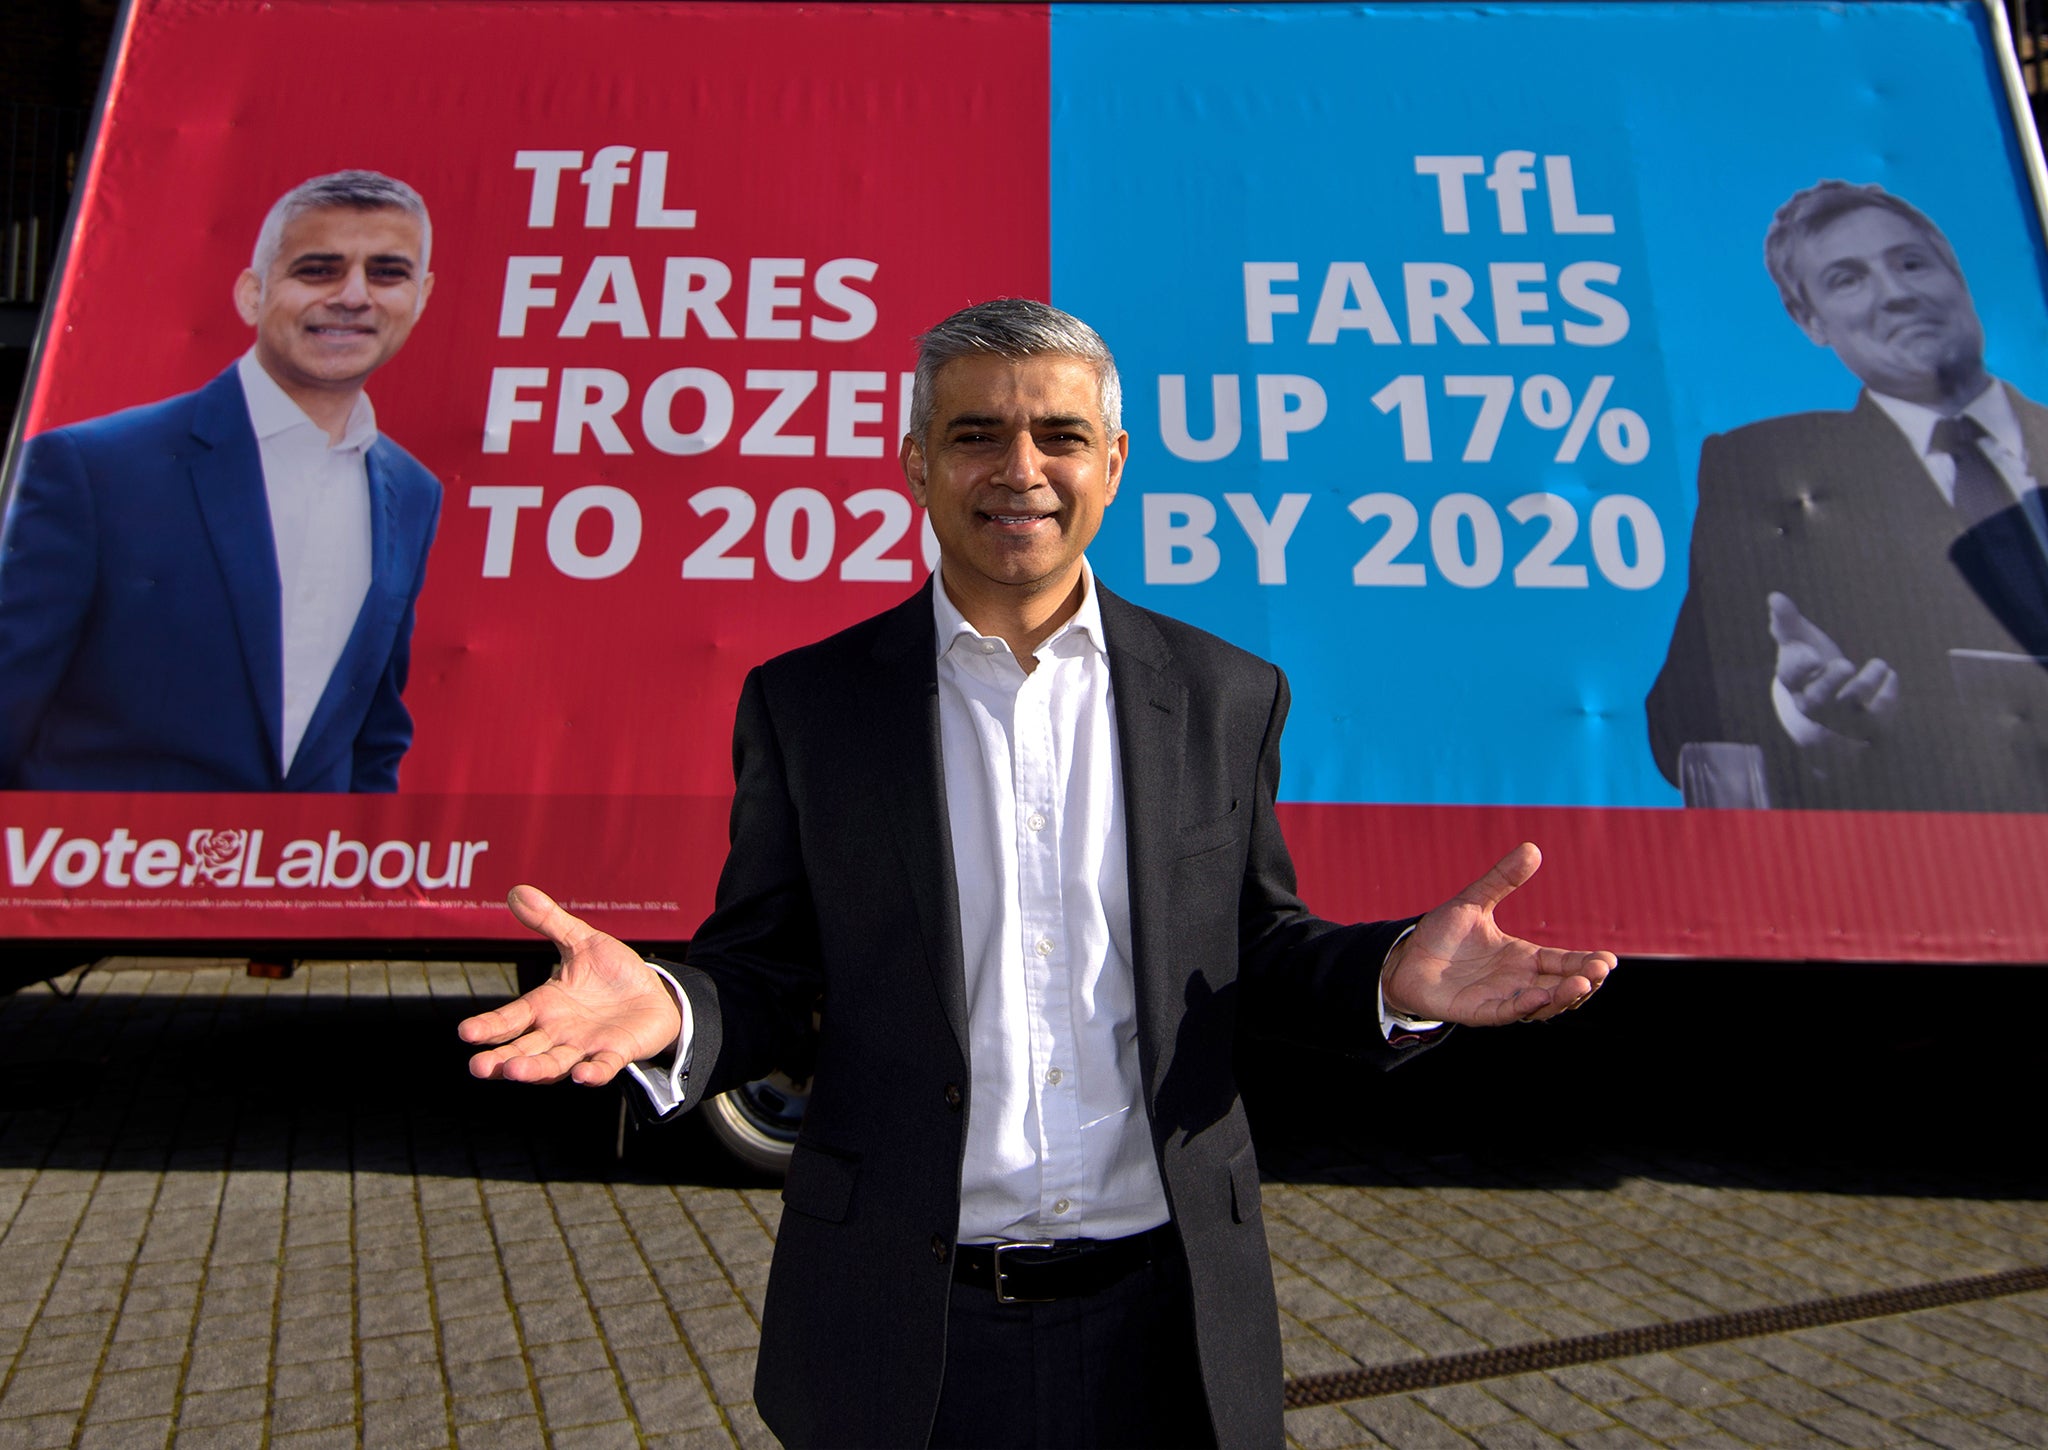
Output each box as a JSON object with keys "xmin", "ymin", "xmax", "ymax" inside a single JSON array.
[{"xmin": 1381, "ymin": 843, "xmax": 1614, "ymax": 1025}]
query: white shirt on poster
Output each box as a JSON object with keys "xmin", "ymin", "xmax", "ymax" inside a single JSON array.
[{"xmin": 236, "ymin": 349, "xmax": 375, "ymax": 774}]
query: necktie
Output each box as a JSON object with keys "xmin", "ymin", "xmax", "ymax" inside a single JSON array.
[
  {"xmin": 1932, "ymin": 413, "xmax": 2048, "ymax": 646},
  {"xmin": 1931, "ymin": 414, "xmax": 2014, "ymax": 530}
]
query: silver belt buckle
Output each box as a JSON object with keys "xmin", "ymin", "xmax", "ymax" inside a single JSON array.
[{"xmin": 991, "ymin": 1240, "xmax": 1056, "ymax": 1304}]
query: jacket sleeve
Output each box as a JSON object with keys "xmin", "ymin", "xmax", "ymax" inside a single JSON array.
[
  {"xmin": 1232, "ymin": 663, "xmax": 1429, "ymax": 1065},
  {"xmin": 660, "ymin": 665, "xmax": 828, "ymax": 1114},
  {"xmin": 0, "ymin": 431, "xmax": 96, "ymax": 785},
  {"xmin": 350, "ymin": 462, "xmax": 442, "ymax": 792}
]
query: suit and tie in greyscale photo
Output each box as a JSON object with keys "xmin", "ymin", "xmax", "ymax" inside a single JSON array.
[
  {"xmin": 0, "ymin": 169, "xmax": 442, "ymax": 793},
  {"xmin": 458, "ymin": 301, "xmax": 1618, "ymax": 1449},
  {"xmin": 1648, "ymin": 181, "xmax": 2048, "ymax": 812}
]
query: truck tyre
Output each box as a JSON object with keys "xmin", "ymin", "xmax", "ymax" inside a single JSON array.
[{"xmin": 703, "ymin": 1071, "xmax": 810, "ymax": 1174}]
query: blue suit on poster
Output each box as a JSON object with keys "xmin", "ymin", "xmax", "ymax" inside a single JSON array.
[{"xmin": 0, "ymin": 365, "xmax": 442, "ymax": 792}]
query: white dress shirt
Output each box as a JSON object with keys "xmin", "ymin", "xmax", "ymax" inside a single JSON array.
[
  {"xmin": 931, "ymin": 563, "xmax": 1169, "ymax": 1242},
  {"xmin": 235, "ymin": 351, "xmax": 375, "ymax": 773},
  {"xmin": 1869, "ymin": 383, "xmax": 2043, "ymax": 537},
  {"xmin": 1774, "ymin": 381, "xmax": 2044, "ymax": 745},
  {"xmin": 629, "ymin": 562, "xmax": 1439, "ymax": 1231}
]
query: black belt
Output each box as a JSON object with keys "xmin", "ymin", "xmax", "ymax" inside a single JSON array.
[{"xmin": 952, "ymin": 1228, "xmax": 1166, "ymax": 1304}]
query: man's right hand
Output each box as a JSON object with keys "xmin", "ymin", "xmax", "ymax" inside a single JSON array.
[
  {"xmin": 1769, "ymin": 591, "xmax": 1901, "ymax": 743},
  {"xmin": 458, "ymin": 885, "xmax": 683, "ymax": 1087}
]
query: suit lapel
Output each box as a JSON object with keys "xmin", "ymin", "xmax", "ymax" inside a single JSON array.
[
  {"xmin": 1944, "ymin": 384, "xmax": 2048, "ymax": 654},
  {"xmin": 287, "ymin": 440, "xmax": 399, "ymax": 786},
  {"xmin": 868, "ymin": 584, "xmax": 971, "ymax": 1060},
  {"xmin": 1098, "ymin": 587, "xmax": 1188, "ymax": 1100},
  {"xmin": 187, "ymin": 369, "xmax": 285, "ymax": 779}
]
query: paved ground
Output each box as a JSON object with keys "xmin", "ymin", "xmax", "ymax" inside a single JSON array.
[{"xmin": 1, "ymin": 959, "xmax": 2044, "ymax": 1449}]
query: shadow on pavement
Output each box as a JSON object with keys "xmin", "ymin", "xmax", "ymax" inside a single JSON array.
[
  {"xmin": 2, "ymin": 958, "xmax": 2043, "ymax": 1202},
  {"xmin": 0, "ymin": 975, "xmax": 780, "ymax": 1191},
  {"xmin": 1245, "ymin": 959, "xmax": 2048, "ymax": 1202}
]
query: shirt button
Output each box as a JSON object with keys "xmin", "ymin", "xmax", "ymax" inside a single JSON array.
[
  {"xmin": 931, "ymin": 1234, "xmax": 949, "ymax": 1263},
  {"xmin": 944, "ymin": 1083, "xmax": 963, "ymax": 1109},
  {"xmin": 1045, "ymin": 1068, "xmax": 1062, "ymax": 1086},
  {"xmin": 1053, "ymin": 1199, "xmax": 1070, "ymax": 1215},
  {"xmin": 1036, "ymin": 939, "xmax": 1054, "ymax": 957},
  {"xmin": 1026, "ymin": 812, "xmax": 1047, "ymax": 832},
  {"xmin": 980, "ymin": 640, "xmax": 998, "ymax": 654}
]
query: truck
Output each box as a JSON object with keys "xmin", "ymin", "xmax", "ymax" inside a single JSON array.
[{"xmin": 7, "ymin": 0, "xmax": 2048, "ymax": 1170}]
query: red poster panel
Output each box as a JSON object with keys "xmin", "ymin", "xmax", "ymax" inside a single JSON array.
[{"xmin": 5, "ymin": 0, "xmax": 1048, "ymax": 940}]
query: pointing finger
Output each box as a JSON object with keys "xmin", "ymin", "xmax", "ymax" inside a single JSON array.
[
  {"xmin": 1766, "ymin": 591, "xmax": 1806, "ymax": 645},
  {"xmin": 1458, "ymin": 842, "xmax": 1541, "ymax": 914},
  {"xmin": 507, "ymin": 884, "xmax": 598, "ymax": 957}
]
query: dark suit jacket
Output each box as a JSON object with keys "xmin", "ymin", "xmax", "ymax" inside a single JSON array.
[
  {"xmin": 0, "ymin": 365, "xmax": 442, "ymax": 791},
  {"xmin": 1646, "ymin": 387, "xmax": 2048, "ymax": 811},
  {"xmin": 663, "ymin": 581, "xmax": 1420, "ymax": 1449}
]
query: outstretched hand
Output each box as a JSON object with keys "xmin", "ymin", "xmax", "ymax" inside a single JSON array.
[
  {"xmin": 1769, "ymin": 591, "xmax": 1899, "ymax": 742},
  {"xmin": 1381, "ymin": 844, "xmax": 1615, "ymax": 1026},
  {"xmin": 457, "ymin": 886, "xmax": 683, "ymax": 1086}
]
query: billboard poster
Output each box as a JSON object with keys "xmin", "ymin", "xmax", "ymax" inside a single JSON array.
[{"xmin": 6, "ymin": 0, "xmax": 2048, "ymax": 960}]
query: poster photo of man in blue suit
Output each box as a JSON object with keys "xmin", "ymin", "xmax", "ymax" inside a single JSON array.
[{"xmin": 0, "ymin": 169, "xmax": 442, "ymax": 793}]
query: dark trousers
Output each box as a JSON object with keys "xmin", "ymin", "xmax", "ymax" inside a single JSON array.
[{"xmin": 928, "ymin": 1252, "xmax": 1218, "ymax": 1450}]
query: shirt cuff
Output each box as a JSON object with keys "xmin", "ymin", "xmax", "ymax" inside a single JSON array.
[
  {"xmin": 1377, "ymin": 924, "xmax": 1445, "ymax": 1044},
  {"xmin": 622, "ymin": 960, "xmax": 695, "ymax": 1116}
]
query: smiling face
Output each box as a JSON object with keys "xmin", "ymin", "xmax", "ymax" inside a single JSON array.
[
  {"xmin": 234, "ymin": 204, "xmax": 433, "ymax": 415},
  {"xmin": 902, "ymin": 352, "xmax": 1127, "ymax": 634},
  {"xmin": 1790, "ymin": 205, "xmax": 1987, "ymax": 408}
]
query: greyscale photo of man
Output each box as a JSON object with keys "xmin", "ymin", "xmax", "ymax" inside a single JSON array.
[{"xmin": 1648, "ymin": 180, "xmax": 2048, "ymax": 811}]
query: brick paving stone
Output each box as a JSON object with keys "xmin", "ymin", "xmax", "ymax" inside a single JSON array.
[
  {"xmin": 1610, "ymin": 1354, "xmax": 1749, "ymax": 1410},
  {"xmin": 679, "ymin": 1303, "xmax": 762, "ymax": 1356},
  {"xmin": 553, "ymin": 1421, "xmax": 644, "ymax": 1450},
  {"xmin": 535, "ymin": 1370, "xmax": 629, "ymax": 1428},
  {"xmin": 1345, "ymin": 1395, "xmax": 1480, "ymax": 1449},
  {"xmin": 529, "ymin": 1335, "xmax": 615, "ymax": 1378},
  {"xmin": 1946, "ymin": 1358, "xmax": 2048, "ymax": 1414},
  {"xmin": 173, "ymin": 1385, "xmax": 268, "ymax": 1429},
  {"xmin": 1743, "ymin": 1372, "xmax": 1851, "ymax": 1418},
  {"xmin": 100, "ymin": 1335, "xmax": 188, "ymax": 1373},
  {"xmin": 358, "ymin": 1394, "xmax": 450, "ymax": 1449},
  {"xmin": 1984, "ymin": 1408, "xmax": 2048, "ymax": 1444},
  {"xmin": 438, "ymin": 1311, "xmax": 523, "ymax": 1363},
  {"xmin": 450, "ymin": 1384, "xmax": 537, "ymax": 1424},
  {"xmin": 455, "ymin": 1415, "xmax": 548, "ymax": 1449},
  {"xmin": 1606, "ymin": 1397, "xmax": 1717, "ymax": 1442},
  {"xmin": 1283, "ymin": 1403, "xmax": 1376, "ymax": 1448},
  {"xmin": 1895, "ymin": 1415, "xmax": 2025, "ymax": 1450},
  {"xmin": 1487, "ymin": 1375, "xmax": 1621, "ymax": 1436},
  {"xmin": 1566, "ymin": 1429, "xmax": 1663, "ymax": 1450},
  {"xmin": 624, "ymin": 1372, "xmax": 724, "ymax": 1430},
  {"xmin": 267, "ymin": 1393, "xmax": 358, "ymax": 1434},
  {"xmin": 699, "ymin": 1348, "xmax": 759, "ymax": 1404},
  {"xmin": 595, "ymin": 1298, "xmax": 681, "ymax": 1343},
  {"xmin": 84, "ymin": 1365, "xmax": 183, "ymax": 1422},
  {"xmin": 1908, "ymin": 1369, "xmax": 2015, "ymax": 1418},
  {"xmin": 1699, "ymin": 1400, "xmax": 1816, "ymax": 1444},
  {"xmin": 1799, "ymin": 1404, "xmax": 1921, "ymax": 1448},
  {"xmin": 613, "ymin": 1340, "xmax": 702, "ymax": 1384},
  {"xmin": 75, "ymin": 1419, "xmax": 174, "ymax": 1450},
  {"xmin": 647, "ymin": 1427, "xmax": 746, "ymax": 1450}
]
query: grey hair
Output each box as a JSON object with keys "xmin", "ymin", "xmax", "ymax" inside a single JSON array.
[
  {"xmin": 250, "ymin": 170, "xmax": 432, "ymax": 278},
  {"xmin": 909, "ymin": 298, "xmax": 1123, "ymax": 440},
  {"xmin": 1764, "ymin": 180, "xmax": 1960, "ymax": 322}
]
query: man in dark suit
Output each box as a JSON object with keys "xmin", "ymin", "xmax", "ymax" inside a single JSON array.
[
  {"xmin": 461, "ymin": 301, "xmax": 1615, "ymax": 1448},
  {"xmin": 1648, "ymin": 181, "xmax": 2048, "ymax": 810},
  {"xmin": 0, "ymin": 169, "xmax": 441, "ymax": 792}
]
